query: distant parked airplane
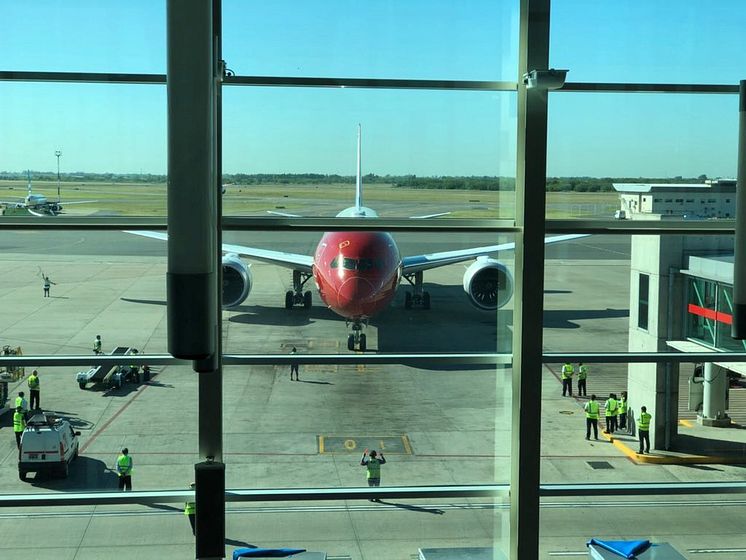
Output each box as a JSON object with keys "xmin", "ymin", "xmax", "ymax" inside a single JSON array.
[
  {"xmin": 0, "ymin": 171, "xmax": 95, "ymax": 216},
  {"xmin": 129, "ymin": 126, "xmax": 588, "ymax": 351}
]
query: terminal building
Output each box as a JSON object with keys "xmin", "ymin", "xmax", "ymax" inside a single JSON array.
[{"xmin": 619, "ymin": 182, "xmax": 740, "ymax": 451}]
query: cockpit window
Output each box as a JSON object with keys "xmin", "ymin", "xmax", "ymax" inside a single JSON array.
[{"xmin": 330, "ymin": 256, "xmax": 384, "ymax": 272}]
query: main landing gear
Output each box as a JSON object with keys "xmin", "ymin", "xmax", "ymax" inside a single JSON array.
[
  {"xmin": 403, "ymin": 271, "xmax": 430, "ymax": 310},
  {"xmin": 347, "ymin": 321, "xmax": 367, "ymax": 352},
  {"xmin": 285, "ymin": 270, "xmax": 313, "ymax": 309}
]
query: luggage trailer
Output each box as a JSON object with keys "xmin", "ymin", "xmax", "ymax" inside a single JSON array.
[{"xmin": 75, "ymin": 346, "xmax": 138, "ymax": 389}]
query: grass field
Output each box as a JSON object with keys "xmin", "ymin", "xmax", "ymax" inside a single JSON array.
[{"xmin": 0, "ymin": 179, "xmax": 620, "ymax": 219}]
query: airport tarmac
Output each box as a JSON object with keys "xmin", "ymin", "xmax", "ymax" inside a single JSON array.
[{"xmin": 0, "ymin": 231, "xmax": 745, "ymax": 559}]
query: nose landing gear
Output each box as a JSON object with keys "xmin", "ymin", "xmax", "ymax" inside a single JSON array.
[{"xmin": 347, "ymin": 321, "xmax": 367, "ymax": 351}]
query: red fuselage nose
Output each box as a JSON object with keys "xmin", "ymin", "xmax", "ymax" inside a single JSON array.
[{"xmin": 313, "ymin": 231, "xmax": 401, "ymax": 320}]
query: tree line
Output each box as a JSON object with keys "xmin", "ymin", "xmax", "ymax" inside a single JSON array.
[{"xmin": 0, "ymin": 171, "xmax": 712, "ymax": 192}]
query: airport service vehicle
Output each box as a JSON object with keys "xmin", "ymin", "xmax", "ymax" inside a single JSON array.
[
  {"xmin": 129, "ymin": 126, "xmax": 587, "ymax": 351},
  {"xmin": 76, "ymin": 346, "xmax": 139, "ymax": 389},
  {"xmin": 19, "ymin": 413, "xmax": 81, "ymax": 480}
]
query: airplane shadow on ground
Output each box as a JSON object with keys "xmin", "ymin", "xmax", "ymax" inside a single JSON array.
[
  {"xmin": 120, "ymin": 297, "xmax": 166, "ymax": 306},
  {"xmin": 25, "ymin": 456, "xmax": 118, "ymax": 490},
  {"xmin": 543, "ymin": 308, "xmax": 629, "ymax": 329},
  {"xmin": 228, "ymin": 305, "xmax": 338, "ymax": 327}
]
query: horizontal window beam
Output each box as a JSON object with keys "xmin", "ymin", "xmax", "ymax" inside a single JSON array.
[
  {"xmin": 561, "ymin": 82, "xmax": 739, "ymax": 95},
  {"xmin": 0, "ymin": 70, "xmax": 166, "ymax": 85},
  {"xmin": 3, "ymin": 352, "xmax": 745, "ymax": 369},
  {"xmin": 541, "ymin": 482, "xmax": 746, "ymax": 496},
  {"xmin": 546, "ymin": 219, "xmax": 735, "ymax": 235}
]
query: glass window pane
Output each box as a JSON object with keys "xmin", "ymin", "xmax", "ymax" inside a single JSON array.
[
  {"xmin": 547, "ymin": 94, "xmax": 737, "ymax": 193},
  {"xmin": 221, "ymin": 231, "xmax": 513, "ymax": 355},
  {"xmin": 551, "ymin": 1, "xmax": 746, "ymax": 84},
  {"xmin": 222, "ymin": 88, "xmax": 516, "ymax": 218},
  {"xmin": 223, "ymin": 1, "xmax": 519, "ymax": 81},
  {"xmin": 0, "ymin": 83, "xmax": 167, "ymax": 218},
  {"xmin": 1, "ymin": 2, "xmax": 165, "ymax": 73}
]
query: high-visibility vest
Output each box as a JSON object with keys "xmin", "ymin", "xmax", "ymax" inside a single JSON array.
[
  {"xmin": 117, "ymin": 454, "xmax": 133, "ymax": 476},
  {"xmin": 618, "ymin": 398, "xmax": 627, "ymax": 414},
  {"xmin": 605, "ymin": 398, "xmax": 618, "ymax": 416},
  {"xmin": 94, "ymin": 339, "xmax": 102, "ymax": 351},
  {"xmin": 13, "ymin": 411, "xmax": 25, "ymax": 433},
  {"xmin": 184, "ymin": 501, "xmax": 196, "ymax": 515},
  {"xmin": 638, "ymin": 412, "xmax": 652, "ymax": 431},
  {"xmin": 28, "ymin": 374, "xmax": 39, "ymax": 390},
  {"xmin": 15, "ymin": 396, "xmax": 27, "ymax": 410},
  {"xmin": 578, "ymin": 365, "xmax": 588, "ymax": 380},
  {"xmin": 561, "ymin": 364, "xmax": 574, "ymax": 380},
  {"xmin": 584, "ymin": 400, "xmax": 599, "ymax": 419},
  {"xmin": 366, "ymin": 458, "xmax": 383, "ymax": 479}
]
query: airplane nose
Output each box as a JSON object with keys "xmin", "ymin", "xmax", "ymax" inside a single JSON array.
[{"xmin": 337, "ymin": 277, "xmax": 375, "ymax": 310}]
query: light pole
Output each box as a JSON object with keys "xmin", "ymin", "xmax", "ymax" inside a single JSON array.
[{"xmin": 54, "ymin": 150, "xmax": 62, "ymax": 202}]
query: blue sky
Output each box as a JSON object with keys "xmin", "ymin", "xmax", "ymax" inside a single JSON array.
[{"xmin": 1, "ymin": 1, "xmax": 744, "ymax": 177}]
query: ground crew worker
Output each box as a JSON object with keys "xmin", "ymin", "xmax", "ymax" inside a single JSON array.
[
  {"xmin": 290, "ymin": 346, "xmax": 299, "ymax": 381},
  {"xmin": 13, "ymin": 406, "xmax": 26, "ymax": 449},
  {"xmin": 28, "ymin": 370, "xmax": 40, "ymax": 410},
  {"xmin": 93, "ymin": 335, "xmax": 102, "ymax": 355},
  {"xmin": 604, "ymin": 393, "xmax": 618, "ymax": 434},
  {"xmin": 185, "ymin": 482, "xmax": 196, "ymax": 535},
  {"xmin": 584, "ymin": 394, "xmax": 599, "ymax": 440},
  {"xmin": 15, "ymin": 391, "xmax": 28, "ymax": 417},
  {"xmin": 561, "ymin": 362, "xmax": 574, "ymax": 397},
  {"xmin": 361, "ymin": 449, "xmax": 386, "ymax": 502},
  {"xmin": 618, "ymin": 391, "xmax": 628, "ymax": 432},
  {"xmin": 42, "ymin": 275, "xmax": 56, "ymax": 297},
  {"xmin": 577, "ymin": 363, "xmax": 588, "ymax": 397},
  {"xmin": 116, "ymin": 448, "xmax": 133, "ymax": 491},
  {"xmin": 638, "ymin": 406, "xmax": 652, "ymax": 454}
]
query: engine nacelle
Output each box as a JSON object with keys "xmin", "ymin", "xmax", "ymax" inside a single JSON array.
[
  {"xmin": 463, "ymin": 257, "xmax": 514, "ymax": 310},
  {"xmin": 222, "ymin": 253, "xmax": 252, "ymax": 308}
]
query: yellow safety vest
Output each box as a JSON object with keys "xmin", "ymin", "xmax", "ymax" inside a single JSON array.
[
  {"xmin": 366, "ymin": 458, "xmax": 383, "ymax": 479},
  {"xmin": 638, "ymin": 412, "xmax": 652, "ymax": 431},
  {"xmin": 584, "ymin": 400, "xmax": 599, "ymax": 419},
  {"xmin": 117, "ymin": 454, "xmax": 133, "ymax": 476},
  {"xmin": 578, "ymin": 365, "xmax": 588, "ymax": 380},
  {"xmin": 561, "ymin": 364, "xmax": 574, "ymax": 380},
  {"xmin": 618, "ymin": 398, "xmax": 627, "ymax": 414},
  {"xmin": 605, "ymin": 398, "xmax": 618, "ymax": 416},
  {"xmin": 184, "ymin": 501, "xmax": 196, "ymax": 515},
  {"xmin": 13, "ymin": 411, "xmax": 25, "ymax": 433},
  {"xmin": 15, "ymin": 396, "xmax": 26, "ymax": 409},
  {"xmin": 28, "ymin": 374, "xmax": 39, "ymax": 390}
]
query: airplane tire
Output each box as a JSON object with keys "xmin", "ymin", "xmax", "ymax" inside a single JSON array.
[
  {"xmin": 303, "ymin": 291, "xmax": 312, "ymax": 309},
  {"xmin": 19, "ymin": 470, "xmax": 27, "ymax": 482},
  {"xmin": 359, "ymin": 334, "xmax": 367, "ymax": 352},
  {"xmin": 405, "ymin": 292, "xmax": 412, "ymax": 309},
  {"xmin": 285, "ymin": 291, "xmax": 294, "ymax": 309},
  {"xmin": 79, "ymin": 382, "xmax": 86, "ymax": 390},
  {"xmin": 423, "ymin": 292, "xmax": 431, "ymax": 310},
  {"xmin": 347, "ymin": 335, "xmax": 355, "ymax": 351}
]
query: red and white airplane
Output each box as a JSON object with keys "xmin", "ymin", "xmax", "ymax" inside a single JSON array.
[{"xmin": 131, "ymin": 126, "xmax": 586, "ymax": 351}]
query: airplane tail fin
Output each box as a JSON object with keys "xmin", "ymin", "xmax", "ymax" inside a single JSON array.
[
  {"xmin": 355, "ymin": 124, "xmax": 363, "ymax": 211},
  {"xmin": 27, "ymin": 170, "xmax": 32, "ymax": 198}
]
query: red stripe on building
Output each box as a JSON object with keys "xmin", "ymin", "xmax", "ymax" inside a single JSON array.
[{"xmin": 687, "ymin": 304, "xmax": 733, "ymax": 325}]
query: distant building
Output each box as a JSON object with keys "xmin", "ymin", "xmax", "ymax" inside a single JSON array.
[{"xmin": 612, "ymin": 180, "xmax": 736, "ymax": 219}]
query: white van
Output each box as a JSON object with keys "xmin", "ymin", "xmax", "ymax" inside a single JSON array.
[{"xmin": 19, "ymin": 413, "xmax": 81, "ymax": 480}]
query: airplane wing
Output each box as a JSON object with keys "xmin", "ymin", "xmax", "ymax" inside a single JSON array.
[
  {"xmin": 125, "ymin": 230, "xmax": 315, "ymax": 273},
  {"xmin": 401, "ymin": 233, "xmax": 590, "ymax": 274},
  {"xmin": 60, "ymin": 200, "xmax": 97, "ymax": 205}
]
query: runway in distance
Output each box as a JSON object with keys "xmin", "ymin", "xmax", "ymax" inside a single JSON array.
[
  {"xmin": 0, "ymin": 171, "xmax": 95, "ymax": 216},
  {"xmin": 129, "ymin": 126, "xmax": 587, "ymax": 351}
]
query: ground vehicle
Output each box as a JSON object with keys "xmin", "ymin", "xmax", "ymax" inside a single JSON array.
[
  {"xmin": 19, "ymin": 413, "xmax": 81, "ymax": 480},
  {"xmin": 76, "ymin": 346, "xmax": 139, "ymax": 389},
  {"xmin": 614, "ymin": 210, "xmax": 627, "ymax": 219}
]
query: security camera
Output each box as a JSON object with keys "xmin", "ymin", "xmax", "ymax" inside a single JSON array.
[{"xmin": 522, "ymin": 69, "xmax": 568, "ymax": 90}]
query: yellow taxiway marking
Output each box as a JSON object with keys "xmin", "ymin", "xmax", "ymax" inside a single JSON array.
[{"xmin": 679, "ymin": 419, "xmax": 694, "ymax": 428}]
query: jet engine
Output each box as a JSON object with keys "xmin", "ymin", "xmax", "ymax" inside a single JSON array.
[
  {"xmin": 222, "ymin": 253, "xmax": 252, "ymax": 308},
  {"xmin": 463, "ymin": 257, "xmax": 514, "ymax": 310}
]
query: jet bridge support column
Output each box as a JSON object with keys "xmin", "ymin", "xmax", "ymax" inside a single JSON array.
[{"xmin": 699, "ymin": 363, "xmax": 730, "ymax": 427}]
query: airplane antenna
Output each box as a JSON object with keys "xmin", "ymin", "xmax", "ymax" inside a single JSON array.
[{"xmin": 355, "ymin": 124, "xmax": 363, "ymax": 211}]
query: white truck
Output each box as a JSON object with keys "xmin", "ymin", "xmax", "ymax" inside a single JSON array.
[{"xmin": 19, "ymin": 413, "xmax": 81, "ymax": 481}]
